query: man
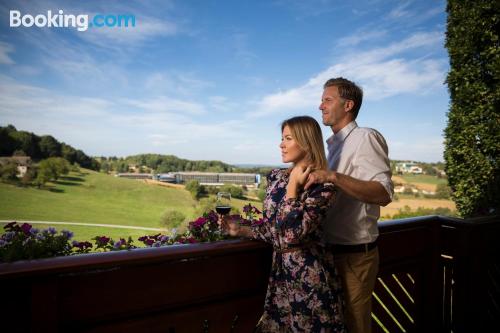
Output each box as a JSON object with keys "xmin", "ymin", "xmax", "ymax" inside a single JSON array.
[{"xmin": 305, "ymin": 77, "xmax": 393, "ymax": 333}]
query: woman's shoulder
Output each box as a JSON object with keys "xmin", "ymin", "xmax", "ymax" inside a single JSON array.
[{"xmin": 266, "ymin": 168, "xmax": 289, "ymax": 182}]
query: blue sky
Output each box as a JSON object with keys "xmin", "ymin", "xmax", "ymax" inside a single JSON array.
[{"xmin": 0, "ymin": 0, "xmax": 449, "ymax": 165}]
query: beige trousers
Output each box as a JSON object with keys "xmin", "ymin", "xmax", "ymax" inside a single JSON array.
[{"xmin": 334, "ymin": 248, "xmax": 379, "ymax": 333}]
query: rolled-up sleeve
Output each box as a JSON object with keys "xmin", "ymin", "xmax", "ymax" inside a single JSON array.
[{"xmin": 355, "ymin": 131, "xmax": 394, "ymax": 200}]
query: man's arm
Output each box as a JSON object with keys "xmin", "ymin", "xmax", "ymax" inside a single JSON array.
[{"xmin": 304, "ymin": 170, "xmax": 391, "ymax": 206}]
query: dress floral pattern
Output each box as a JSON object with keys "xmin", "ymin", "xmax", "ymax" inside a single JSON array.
[{"xmin": 251, "ymin": 168, "xmax": 346, "ymax": 333}]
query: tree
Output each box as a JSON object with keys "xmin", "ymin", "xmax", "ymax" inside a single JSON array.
[
  {"xmin": 444, "ymin": 0, "xmax": 500, "ymax": 217},
  {"xmin": 10, "ymin": 131, "xmax": 40, "ymax": 158},
  {"xmin": 36, "ymin": 157, "xmax": 70, "ymax": 186},
  {"xmin": 0, "ymin": 161, "xmax": 18, "ymax": 181},
  {"xmin": 0, "ymin": 126, "xmax": 17, "ymax": 156},
  {"xmin": 39, "ymin": 135, "xmax": 62, "ymax": 158},
  {"xmin": 185, "ymin": 180, "xmax": 203, "ymax": 199}
]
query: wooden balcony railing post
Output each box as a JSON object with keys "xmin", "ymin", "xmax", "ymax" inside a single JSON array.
[{"xmin": 442, "ymin": 216, "xmax": 500, "ymax": 333}]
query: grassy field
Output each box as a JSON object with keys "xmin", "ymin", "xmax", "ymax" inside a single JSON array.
[
  {"xmin": 0, "ymin": 169, "xmax": 456, "ymax": 241},
  {"xmin": 398, "ymin": 174, "xmax": 447, "ymax": 185},
  {"xmin": 0, "ymin": 169, "xmax": 261, "ymax": 241},
  {"xmin": 392, "ymin": 175, "xmax": 448, "ymax": 192},
  {"xmin": 0, "ymin": 169, "xmax": 197, "ymax": 228},
  {"xmin": 381, "ymin": 198, "xmax": 456, "ymax": 219}
]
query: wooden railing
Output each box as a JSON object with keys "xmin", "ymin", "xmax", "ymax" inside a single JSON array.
[
  {"xmin": 374, "ymin": 215, "xmax": 500, "ymax": 333},
  {"xmin": 1, "ymin": 215, "xmax": 499, "ymax": 332}
]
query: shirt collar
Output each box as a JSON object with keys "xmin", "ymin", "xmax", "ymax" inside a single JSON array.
[{"xmin": 326, "ymin": 121, "xmax": 358, "ymax": 145}]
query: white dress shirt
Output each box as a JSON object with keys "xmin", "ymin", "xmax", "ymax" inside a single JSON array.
[{"xmin": 323, "ymin": 121, "xmax": 394, "ymax": 245}]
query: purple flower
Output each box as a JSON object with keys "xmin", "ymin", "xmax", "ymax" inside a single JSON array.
[
  {"xmin": 160, "ymin": 235, "xmax": 169, "ymax": 242},
  {"xmin": 153, "ymin": 242, "xmax": 162, "ymax": 247},
  {"xmin": 0, "ymin": 239, "xmax": 6, "ymax": 247},
  {"xmin": 36, "ymin": 233, "xmax": 46, "ymax": 241},
  {"xmin": 21, "ymin": 223, "xmax": 32, "ymax": 235},
  {"xmin": 45, "ymin": 227, "xmax": 57, "ymax": 235},
  {"xmin": 3, "ymin": 231, "xmax": 15, "ymax": 241},
  {"xmin": 72, "ymin": 241, "xmax": 92, "ymax": 250},
  {"xmin": 95, "ymin": 236, "xmax": 110, "ymax": 246},
  {"xmin": 206, "ymin": 211, "xmax": 219, "ymax": 223},
  {"xmin": 193, "ymin": 217, "xmax": 207, "ymax": 227},
  {"xmin": 29, "ymin": 228, "xmax": 40, "ymax": 235},
  {"xmin": 113, "ymin": 238, "xmax": 126, "ymax": 249},
  {"xmin": 61, "ymin": 230, "xmax": 74, "ymax": 239}
]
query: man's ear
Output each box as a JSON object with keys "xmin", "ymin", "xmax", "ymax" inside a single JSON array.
[{"xmin": 344, "ymin": 99, "xmax": 354, "ymax": 113}]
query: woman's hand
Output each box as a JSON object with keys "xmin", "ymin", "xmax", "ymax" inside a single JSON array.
[
  {"xmin": 287, "ymin": 165, "xmax": 312, "ymax": 199},
  {"xmin": 220, "ymin": 216, "xmax": 253, "ymax": 237}
]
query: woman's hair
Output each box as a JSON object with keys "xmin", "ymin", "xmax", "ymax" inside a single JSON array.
[{"xmin": 281, "ymin": 116, "xmax": 328, "ymax": 170}]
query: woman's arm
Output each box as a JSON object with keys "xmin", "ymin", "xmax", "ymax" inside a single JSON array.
[{"xmin": 277, "ymin": 183, "xmax": 334, "ymax": 245}]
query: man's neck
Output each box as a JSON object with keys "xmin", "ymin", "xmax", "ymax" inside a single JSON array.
[{"xmin": 331, "ymin": 118, "xmax": 353, "ymax": 134}]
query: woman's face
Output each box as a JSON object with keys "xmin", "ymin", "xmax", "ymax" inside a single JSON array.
[{"xmin": 280, "ymin": 125, "xmax": 306, "ymax": 164}]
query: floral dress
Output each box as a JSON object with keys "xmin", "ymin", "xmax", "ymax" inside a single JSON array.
[{"xmin": 251, "ymin": 168, "xmax": 346, "ymax": 333}]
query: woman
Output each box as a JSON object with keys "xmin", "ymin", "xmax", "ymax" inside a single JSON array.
[{"xmin": 222, "ymin": 116, "xmax": 346, "ymax": 332}]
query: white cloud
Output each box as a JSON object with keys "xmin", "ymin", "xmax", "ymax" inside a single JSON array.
[
  {"xmin": 0, "ymin": 42, "xmax": 15, "ymax": 65},
  {"xmin": 144, "ymin": 72, "xmax": 214, "ymax": 96},
  {"xmin": 388, "ymin": 1, "xmax": 413, "ymax": 19},
  {"xmin": 122, "ymin": 96, "xmax": 206, "ymax": 115},
  {"xmin": 78, "ymin": 15, "xmax": 178, "ymax": 48},
  {"xmin": 0, "ymin": 74, "xmax": 277, "ymax": 163},
  {"xmin": 337, "ymin": 30, "xmax": 387, "ymax": 47},
  {"xmin": 251, "ymin": 31, "xmax": 446, "ymax": 117}
]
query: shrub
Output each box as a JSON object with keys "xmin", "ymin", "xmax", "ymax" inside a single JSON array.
[
  {"xmin": 444, "ymin": 0, "xmax": 500, "ymax": 217},
  {"xmin": 160, "ymin": 210, "xmax": 186, "ymax": 229},
  {"xmin": 185, "ymin": 180, "xmax": 205, "ymax": 199},
  {"xmin": 220, "ymin": 184, "xmax": 244, "ymax": 199}
]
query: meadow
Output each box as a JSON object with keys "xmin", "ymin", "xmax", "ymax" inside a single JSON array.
[
  {"xmin": 0, "ymin": 169, "xmax": 258, "ymax": 241},
  {"xmin": 0, "ymin": 169, "xmax": 456, "ymax": 241}
]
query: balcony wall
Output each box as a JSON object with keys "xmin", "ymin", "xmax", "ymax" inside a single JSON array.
[{"xmin": 1, "ymin": 215, "xmax": 499, "ymax": 333}]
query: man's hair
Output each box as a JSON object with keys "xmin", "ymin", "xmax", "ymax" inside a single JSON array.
[
  {"xmin": 324, "ymin": 77, "xmax": 363, "ymax": 119},
  {"xmin": 281, "ymin": 116, "xmax": 328, "ymax": 170}
]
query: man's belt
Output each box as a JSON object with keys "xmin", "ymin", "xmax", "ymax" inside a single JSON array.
[{"xmin": 329, "ymin": 240, "xmax": 377, "ymax": 254}]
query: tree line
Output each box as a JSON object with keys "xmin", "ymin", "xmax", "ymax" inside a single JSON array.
[
  {"xmin": 0, "ymin": 125, "xmax": 99, "ymax": 170},
  {"xmin": 98, "ymin": 153, "xmax": 275, "ymax": 175}
]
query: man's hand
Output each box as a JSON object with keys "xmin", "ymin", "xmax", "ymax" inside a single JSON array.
[{"xmin": 304, "ymin": 170, "xmax": 335, "ymax": 190}]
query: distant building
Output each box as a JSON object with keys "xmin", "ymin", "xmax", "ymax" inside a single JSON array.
[
  {"xmin": 0, "ymin": 156, "xmax": 32, "ymax": 177},
  {"xmin": 396, "ymin": 162, "xmax": 423, "ymax": 174},
  {"xmin": 172, "ymin": 172, "xmax": 260, "ymax": 187},
  {"xmin": 154, "ymin": 173, "xmax": 177, "ymax": 183},
  {"xmin": 116, "ymin": 171, "xmax": 261, "ymax": 187},
  {"xmin": 115, "ymin": 173, "xmax": 152, "ymax": 180}
]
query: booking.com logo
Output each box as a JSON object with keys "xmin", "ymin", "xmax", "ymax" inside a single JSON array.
[{"xmin": 9, "ymin": 10, "xmax": 136, "ymax": 32}]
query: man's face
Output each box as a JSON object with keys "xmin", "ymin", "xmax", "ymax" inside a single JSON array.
[{"xmin": 319, "ymin": 86, "xmax": 351, "ymax": 130}]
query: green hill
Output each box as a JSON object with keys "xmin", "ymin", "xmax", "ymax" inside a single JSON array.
[{"xmin": 0, "ymin": 169, "xmax": 260, "ymax": 241}]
